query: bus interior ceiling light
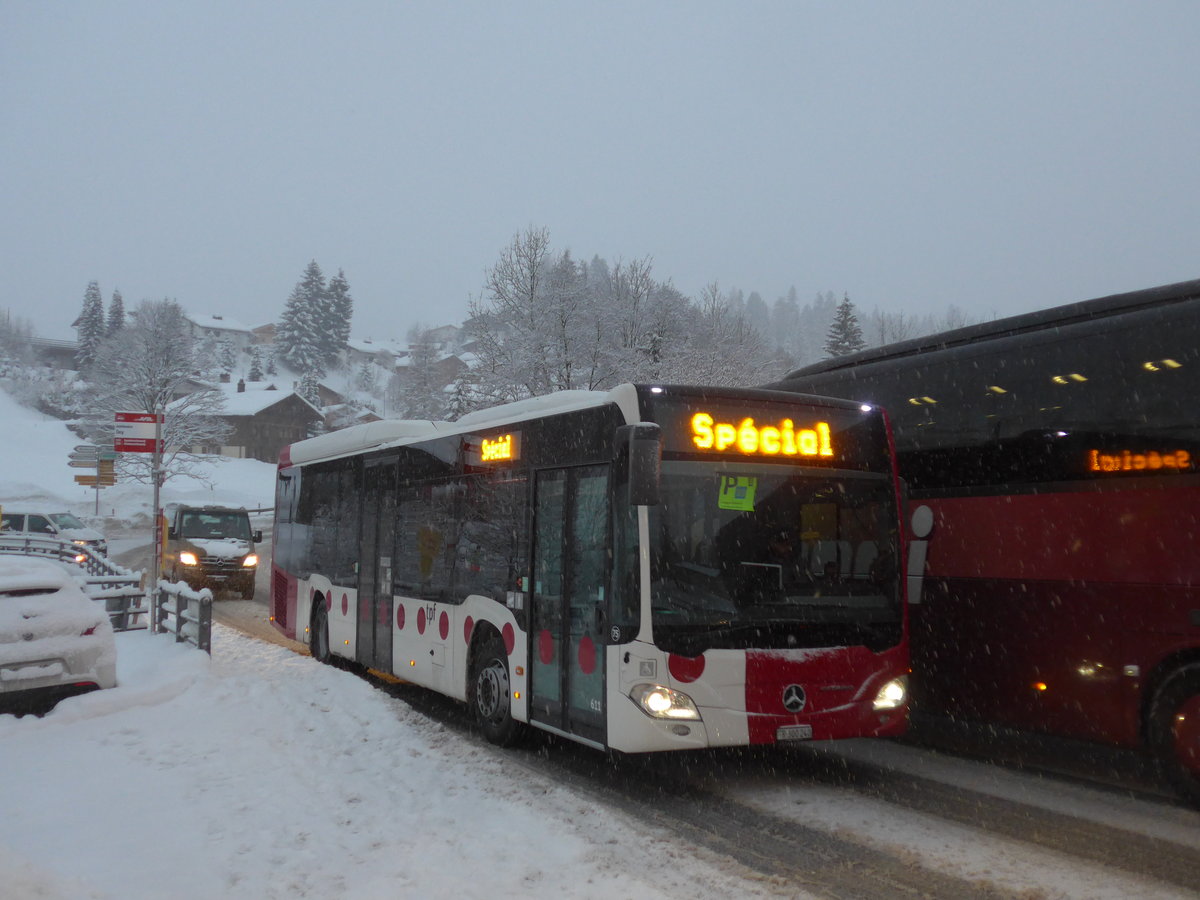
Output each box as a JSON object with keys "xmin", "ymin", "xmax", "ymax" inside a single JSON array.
[{"xmin": 630, "ymin": 684, "xmax": 701, "ymax": 720}]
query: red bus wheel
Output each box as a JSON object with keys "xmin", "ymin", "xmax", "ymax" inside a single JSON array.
[{"xmin": 1149, "ymin": 664, "xmax": 1200, "ymax": 806}]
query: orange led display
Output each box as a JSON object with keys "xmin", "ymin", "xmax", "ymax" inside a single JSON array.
[
  {"xmin": 481, "ymin": 433, "xmax": 518, "ymax": 462},
  {"xmin": 691, "ymin": 412, "xmax": 834, "ymax": 458},
  {"xmin": 1087, "ymin": 449, "xmax": 1192, "ymax": 474}
]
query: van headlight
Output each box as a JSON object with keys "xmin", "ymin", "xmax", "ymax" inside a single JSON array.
[
  {"xmin": 242, "ymin": 554, "xmax": 258, "ymax": 568},
  {"xmin": 179, "ymin": 551, "xmax": 199, "ymax": 566},
  {"xmin": 873, "ymin": 676, "xmax": 908, "ymax": 711},
  {"xmin": 629, "ymin": 684, "xmax": 701, "ymax": 720}
]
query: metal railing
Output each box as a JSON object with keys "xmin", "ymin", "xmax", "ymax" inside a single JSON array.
[{"xmin": 155, "ymin": 581, "xmax": 213, "ymax": 653}]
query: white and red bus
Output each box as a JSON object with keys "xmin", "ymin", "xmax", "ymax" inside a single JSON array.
[
  {"xmin": 270, "ymin": 384, "xmax": 909, "ymax": 752},
  {"xmin": 776, "ymin": 279, "xmax": 1200, "ymax": 803}
]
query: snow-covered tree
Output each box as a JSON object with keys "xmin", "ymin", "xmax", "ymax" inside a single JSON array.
[
  {"xmin": 275, "ymin": 261, "xmax": 329, "ymax": 376},
  {"xmin": 80, "ymin": 299, "xmax": 230, "ymax": 486},
  {"xmin": 394, "ymin": 326, "xmax": 446, "ymax": 418},
  {"xmin": 75, "ymin": 281, "xmax": 106, "ymax": 370},
  {"xmin": 218, "ymin": 338, "xmax": 236, "ymax": 374},
  {"xmin": 247, "ymin": 346, "xmax": 265, "ymax": 382},
  {"xmin": 669, "ymin": 282, "xmax": 773, "ymax": 386},
  {"xmin": 327, "ymin": 269, "xmax": 354, "ymax": 360},
  {"xmin": 823, "ymin": 294, "xmax": 867, "ymax": 358},
  {"xmin": 354, "ymin": 359, "xmax": 379, "ymax": 395},
  {"xmin": 106, "ymin": 289, "xmax": 125, "ymax": 336},
  {"xmin": 298, "ymin": 368, "xmax": 322, "ymax": 407}
]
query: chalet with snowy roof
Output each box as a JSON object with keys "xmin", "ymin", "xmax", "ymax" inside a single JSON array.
[
  {"xmin": 344, "ymin": 336, "xmax": 408, "ymax": 372},
  {"xmin": 183, "ymin": 313, "xmax": 256, "ymax": 355},
  {"xmin": 200, "ymin": 380, "xmax": 324, "ymax": 462}
]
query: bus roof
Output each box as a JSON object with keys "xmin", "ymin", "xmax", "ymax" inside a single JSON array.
[
  {"xmin": 283, "ymin": 386, "xmax": 638, "ymax": 468},
  {"xmin": 782, "ymin": 277, "xmax": 1200, "ymax": 380}
]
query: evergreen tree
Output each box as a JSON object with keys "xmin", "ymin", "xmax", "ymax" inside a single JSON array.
[
  {"xmin": 75, "ymin": 281, "xmax": 107, "ymax": 370},
  {"xmin": 326, "ymin": 269, "xmax": 353, "ymax": 363},
  {"xmin": 275, "ymin": 261, "xmax": 328, "ymax": 375},
  {"xmin": 823, "ymin": 294, "xmax": 867, "ymax": 358},
  {"xmin": 298, "ymin": 368, "xmax": 322, "ymax": 407},
  {"xmin": 355, "ymin": 359, "xmax": 378, "ymax": 395},
  {"xmin": 218, "ymin": 338, "xmax": 236, "ymax": 373},
  {"xmin": 106, "ymin": 289, "xmax": 125, "ymax": 336},
  {"xmin": 265, "ymin": 347, "xmax": 278, "ymax": 376},
  {"xmin": 248, "ymin": 346, "xmax": 265, "ymax": 382}
]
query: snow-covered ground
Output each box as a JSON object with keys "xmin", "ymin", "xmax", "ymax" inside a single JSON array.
[{"xmin": 1, "ymin": 626, "xmax": 773, "ymax": 900}]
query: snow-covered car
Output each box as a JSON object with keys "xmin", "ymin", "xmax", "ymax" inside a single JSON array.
[
  {"xmin": 164, "ymin": 505, "xmax": 261, "ymax": 599},
  {"xmin": 0, "ymin": 557, "xmax": 117, "ymax": 713},
  {"xmin": 0, "ymin": 508, "xmax": 108, "ymax": 556}
]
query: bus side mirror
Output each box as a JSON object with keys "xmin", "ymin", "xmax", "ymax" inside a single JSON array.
[{"xmin": 617, "ymin": 423, "xmax": 661, "ymax": 507}]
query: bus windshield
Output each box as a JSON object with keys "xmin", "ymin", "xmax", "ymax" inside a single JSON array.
[{"xmin": 648, "ymin": 461, "xmax": 900, "ymax": 656}]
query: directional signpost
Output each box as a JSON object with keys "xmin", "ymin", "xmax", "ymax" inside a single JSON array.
[
  {"xmin": 116, "ymin": 412, "xmax": 166, "ymax": 632},
  {"xmin": 69, "ymin": 444, "xmax": 117, "ymax": 513}
]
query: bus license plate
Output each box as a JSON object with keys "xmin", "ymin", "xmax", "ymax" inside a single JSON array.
[{"xmin": 776, "ymin": 724, "xmax": 813, "ymax": 742}]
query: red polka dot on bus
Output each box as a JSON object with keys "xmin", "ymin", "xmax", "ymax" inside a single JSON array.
[
  {"xmin": 325, "ymin": 594, "xmax": 332, "ymax": 612},
  {"xmin": 502, "ymin": 623, "xmax": 515, "ymax": 655},
  {"xmin": 341, "ymin": 594, "xmax": 348, "ymax": 616},
  {"xmin": 578, "ymin": 635, "xmax": 596, "ymax": 674},
  {"xmin": 538, "ymin": 629, "xmax": 554, "ymax": 664},
  {"xmin": 464, "ymin": 616, "xmax": 474, "ymax": 644},
  {"xmin": 439, "ymin": 611, "xmax": 449, "ymax": 640},
  {"xmin": 668, "ymin": 653, "xmax": 706, "ymax": 683},
  {"xmin": 417, "ymin": 607, "xmax": 426, "ymax": 635},
  {"xmin": 396, "ymin": 603, "xmax": 405, "ymax": 630}
]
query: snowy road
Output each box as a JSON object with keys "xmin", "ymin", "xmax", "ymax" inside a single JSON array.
[
  {"xmin": 368, "ymin": 669, "xmax": 1200, "ymax": 900},
  {"xmin": 207, "ymin": 597, "xmax": 1200, "ymax": 899}
]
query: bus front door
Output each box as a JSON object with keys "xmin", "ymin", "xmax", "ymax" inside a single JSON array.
[
  {"xmin": 357, "ymin": 458, "xmax": 396, "ymax": 673},
  {"xmin": 530, "ymin": 465, "xmax": 608, "ymax": 746}
]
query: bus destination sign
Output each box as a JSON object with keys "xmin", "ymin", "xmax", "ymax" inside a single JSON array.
[
  {"xmin": 471, "ymin": 431, "xmax": 521, "ymax": 465},
  {"xmin": 690, "ymin": 412, "xmax": 834, "ymax": 459},
  {"xmin": 1087, "ymin": 448, "xmax": 1192, "ymax": 475}
]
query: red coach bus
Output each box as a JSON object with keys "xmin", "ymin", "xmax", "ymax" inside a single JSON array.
[
  {"xmin": 271, "ymin": 384, "xmax": 909, "ymax": 753},
  {"xmin": 774, "ymin": 279, "xmax": 1200, "ymax": 804}
]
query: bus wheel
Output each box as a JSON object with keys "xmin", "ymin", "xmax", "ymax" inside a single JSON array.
[
  {"xmin": 471, "ymin": 633, "xmax": 519, "ymax": 746},
  {"xmin": 1149, "ymin": 663, "xmax": 1200, "ymax": 806},
  {"xmin": 310, "ymin": 600, "xmax": 331, "ymax": 665}
]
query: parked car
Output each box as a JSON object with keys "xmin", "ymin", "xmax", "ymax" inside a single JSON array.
[
  {"xmin": 0, "ymin": 508, "xmax": 108, "ymax": 556},
  {"xmin": 0, "ymin": 557, "xmax": 117, "ymax": 714},
  {"xmin": 164, "ymin": 504, "xmax": 261, "ymax": 599}
]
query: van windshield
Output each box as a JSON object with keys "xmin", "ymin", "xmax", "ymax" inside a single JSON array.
[{"xmin": 181, "ymin": 511, "xmax": 251, "ymax": 541}]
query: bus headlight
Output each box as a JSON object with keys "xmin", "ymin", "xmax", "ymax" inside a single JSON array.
[
  {"xmin": 242, "ymin": 554, "xmax": 258, "ymax": 568},
  {"xmin": 179, "ymin": 551, "xmax": 199, "ymax": 566},
  {"xmin": 629, "ymin": 684, "xmax": 701, "ymax": 720},
  {"xmin": 873, "ymin": 676, "xmax": 908, "ymax": 711}
]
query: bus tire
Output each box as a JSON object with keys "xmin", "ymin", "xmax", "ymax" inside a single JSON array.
[
  {"xmin": 1148, "ymin": 663, "xmax": 1200, "ymax": 806},
  {"xmin": 471, "ymin": 631, "xmax": 519, "ymax": 746},
  {"xmin": 310, "ymin": 599, "xmax": 331, "ymax": 665}
]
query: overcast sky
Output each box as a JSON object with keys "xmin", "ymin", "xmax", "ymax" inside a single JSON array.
[{"xmin": 3, "ymin": 1, "xmax": 1198, "ymax": 342}]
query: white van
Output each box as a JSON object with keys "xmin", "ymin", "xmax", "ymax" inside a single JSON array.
[{"xmin": 0, "ymin": 509, "xmax": 108, "ymax": 556}]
